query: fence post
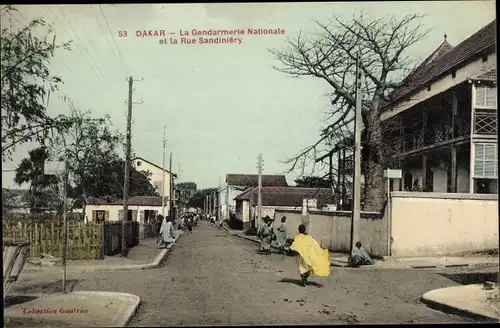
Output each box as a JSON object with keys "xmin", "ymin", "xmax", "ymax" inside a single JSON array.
[{"xmin": 101, "ymin": 222, "xmax": 105, "ymax": 259}]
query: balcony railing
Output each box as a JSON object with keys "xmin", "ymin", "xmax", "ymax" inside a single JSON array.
[{"xmin": 474, "ymin": 110, "xmax": 497, "ymax": 135}]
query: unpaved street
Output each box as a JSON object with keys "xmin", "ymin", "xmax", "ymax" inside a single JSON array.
[{"xmin": 13, "ymin": 221, "xmax": 473, "ymax": 325}]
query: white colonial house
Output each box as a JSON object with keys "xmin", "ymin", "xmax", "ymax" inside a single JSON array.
[
  {"xmin": 84, "ymin": 196, "xmax": 167, "ymax": 223},
  {"xmin": 132, "ymin": 156, "xmax": 177, "ymax": 201}
]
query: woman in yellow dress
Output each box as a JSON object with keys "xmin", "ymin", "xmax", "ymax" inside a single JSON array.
[{"xmin": 290, "ymin": 224, "xmax": 330, "ymax": 286}]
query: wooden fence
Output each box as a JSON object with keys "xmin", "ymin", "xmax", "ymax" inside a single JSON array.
[
  {"xmin": 139, "ymin": 223, "xmax": 157, "ymax": 240},
  {"xmin": 2, "ymin": 220, "xmax": 140, "ymax": 260},
  {"xmin": 102, "ymin": 222, "xmax": 139, "ymax": 256}
]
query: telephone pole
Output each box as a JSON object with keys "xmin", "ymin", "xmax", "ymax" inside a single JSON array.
[
  {"xmin": 122, "ymin": 76, "xmax": 143, "ymax": 256},
  {"xmin": 169, "ymin": 152, "xmax": 173, "ymax": 219},
  {"xmin": 257, "ymin": 154, "xmax": 263, "ymax": 226},
  {"xmin": 161, "ymin": 126, "xmax": 167, "ymax": 217},
  {"xmin": 225, "ymin": 183, "xmax": 230, "ymax": 221},
  {"xmin": 350, "ymin": 53, "xmax": 363, "ymax": 255},
  {"xmin": 213, "ymin": 191, "xmax": 217, "ymax": 217}
]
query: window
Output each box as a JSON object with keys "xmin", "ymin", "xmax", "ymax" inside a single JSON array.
[
  {"xmin": 451, "ymin": 71, "xmax": 456, "ymax": 79},
  {"xmin": 475, "ymin": 85, "xmax": 497, "ymax": 108},
  {"xmin": 427, "ymin": 84, "xmax": 431, "ymax": 91},
  {"xmin": 474, "ymin": 143, "xmax": 498, "ymax": 179},
  {"xmin": 482, "ymin": 55, "xmax": 488, "ymax": 63},
  {"xmin": 136, "ymin": 161, "xmax": 142, "ymax": 167},
  {"xmin": 92, "ymin": 210, "xmax": 109, "ymax": 223}
]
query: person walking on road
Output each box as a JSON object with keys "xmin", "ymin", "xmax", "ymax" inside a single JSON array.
[
  {"xmin": 275, "ymin": 216, "xmax": 288, "ymax": 254},
  {"xmin": 159, "ymin": 216, "xmax": 174, "ymax": 247},
  {"xmin": 258, "ymin": 216, "xmax": 273, "ymax": 255},
  {"xmin": 187, "ymin": 216, "xmax": 193, "ymax": 233},
  {"xmin": 290, "ymin": 224, "xmax": 330, "ymax": 287},
  {"xmin": 156, "ymin": 214, "xmax": 164, "ymax": 245}
]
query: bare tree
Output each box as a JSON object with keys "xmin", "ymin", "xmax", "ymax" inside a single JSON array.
[{"xmin": 270, "ymin": 12, "xmax": 431, "ymax": 211}]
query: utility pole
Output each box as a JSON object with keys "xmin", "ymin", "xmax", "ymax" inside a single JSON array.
[
  {"xmin": 218, "ymin": 176, "xmax": 222, "ymax": 221},
  {"xmin": 62, "ymin": 161, "xmax": 68, "ymax": 293},
  {"xmin": 350, "ymin": 53, "xmax": 363, "ymax": 255},
  {"xmin": 122, "ymin": 76, "xmax": 143, "ymax": 256},
  {"xmin": 225, "ymin": 183, "xmax": 230, "ymax": 221},
  {"xmin": 257, "ymin": 154, "xmax": 263, "ymax": 226},
  {"xmin": 161, "ymin": 126, "xmax": 167, "ymax": 217},
  {"xmin": 212, "ymin": 191, "xmax": 216, "ymax": 216},
  {"xmin": 169, "ymin": 152, "xmax": 173, "ymax": 220}
]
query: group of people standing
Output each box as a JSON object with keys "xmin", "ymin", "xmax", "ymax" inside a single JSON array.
[
  {"xmin": 179, "ymin": 214, "xmax": 199, "ymax": 233},
  {"xmin": 257, "ymin": 215, "xmax": 288, "ymax": 254}
]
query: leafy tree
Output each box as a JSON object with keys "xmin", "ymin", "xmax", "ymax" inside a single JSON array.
[
  {"xmin": 1, "ymin": 5, "xmax": 75, "ymax": 161},
  {"xmin": 175, "ymin": 182, "xmax": 197, "ymax": 207},
  {"xmin": 14, "ymin": 146, "xmax": 60, "ymax": 213},
  {"xmin": 49, "ymin": 105, "xmax": 123, "ymax": 216},
  {"xmin": 2, "ymin": 188, "xmax": 19, "ymax": 216},
  {"xmin": 187, "ymin": 188, "xmax": 218, "ymax": 209},
  {"xmin": 270, "ymin": 13, "xmax": 431, "ymax": 211},
  {"xmin": 83, "ymin": 158, "xmax": 159, "ymax": 201},
  {"xmin": 294, "ymin": 176, "xmax": 331, "ymax": 188}
]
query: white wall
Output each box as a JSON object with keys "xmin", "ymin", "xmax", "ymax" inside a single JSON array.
[
  {"xmin": 85, "ymin": 204, "xmax": 165, "ymax": 223},
  {"xmin": 273, "ymin": 210, "xmax": 388, "ymax": 256},
  {"xmin": 133, "ymin": 159, "xmax": 173, "ymax": 199},
  {"xmin": 390, "ymin": 192, "xmax": 499, "ymax": 257}
]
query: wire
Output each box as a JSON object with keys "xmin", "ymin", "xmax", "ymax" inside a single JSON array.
[
  {"xmin": 13, "ymin": 10, "xmax": 97, "ymax": 101},
  {"xmin": 48, "ymin": 5, "xmax": 123, "ymax": 104},
  {"xmin": 97, "ymin": 4, "xmax": 131, "ymax": 76}
]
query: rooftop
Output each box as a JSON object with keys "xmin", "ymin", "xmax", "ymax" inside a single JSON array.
[
  {"xmin": 87, "ymin": 196, "xmax": 167, "ymax": 207},
  {"xmin": 385, "ymin": 20, "xmax": 496, "ymax": 108},
  {"xmin": 132, "ymin": 156, "xmax": 177, "ymax": 177},
  {"xmin": 226, "ymin": 174, "xmax": 288, "ymax": 187},
  {"xmin": 234, "ymin": 186, "xmax": 334, "ymax": 207}
]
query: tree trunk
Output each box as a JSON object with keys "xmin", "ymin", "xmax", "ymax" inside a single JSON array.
[{"xmin": 363, "ymin": 97, "xmax": 386, "ymax": 212}]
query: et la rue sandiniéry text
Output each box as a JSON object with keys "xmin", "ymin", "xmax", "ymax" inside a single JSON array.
[{"xmin": 118, "ymin": 28, "xmax": 286, "ymax": 45}]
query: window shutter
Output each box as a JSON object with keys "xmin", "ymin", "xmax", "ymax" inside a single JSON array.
[
  {"xmin": 476, "ymin": 86, "xmax": 497, "ymax": 108},
  {"xmin": 105, "ymin": 211, "xmax": 110, "ymax": 221},
  {"xmin": 92, "ymin": 211, "xmax": 97, "ymax": 221},
  {"xmin": 476, "ymin": 86, "xmax": 486, "ymax": 107},
  {"xmin": 132, "ymin": 210, "xmax": 138, "ymax": 221},
  {"xmin": 486, "ymin": 87, "xmax": 497, "ymax": 107},
  {"xmin": 474, "ymin": 143, "xmax": 498, "ymax": 178},
  {"xmin": 118, "ymin": 210, "xmax": 123, "ymax": 220}
]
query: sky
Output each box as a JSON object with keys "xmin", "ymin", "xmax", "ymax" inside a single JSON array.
[{"xmin": 1, "ymin": 1, "xmax": 496, "ymax": 189}]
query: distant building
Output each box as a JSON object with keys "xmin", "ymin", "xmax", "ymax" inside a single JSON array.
[
  {"xmin": 132, "ymin": 156, "xmax": 177, "ymax": 201},
  {"xmin": 219, "ymin": 173, "xmax": 288, "ymax": 220},
  {"xmin": 233, "ymin": 186, "xmax": 335, "ymax": 230},
  {"xmin": 85, "ymin": 196, "xmax": 167, "ymax": 223}
]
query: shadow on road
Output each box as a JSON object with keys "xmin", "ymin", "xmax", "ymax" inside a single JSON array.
[
  {"xmin": 279, "ymin": 277, "xmax": 323, "ymax": 288},
  {"xmin": 12, "ymin": 279, "xmax": 79, "ymax": 294},
  {"xmin": 330, "ymin": 263, "xmax": 347, "ymax": 268},
  {"xmin": 4, "ymin": 295, "xmax": 39, "ymax": 308}
]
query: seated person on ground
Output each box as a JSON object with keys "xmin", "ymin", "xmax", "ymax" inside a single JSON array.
[{"xmin": 348, "ymin": 241, "xmax": 374, "ymax": 267}]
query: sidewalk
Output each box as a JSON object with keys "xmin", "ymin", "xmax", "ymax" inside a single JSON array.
[
  {"xmin": 4, "ymin": 291, "xmax": 140, "ymax": 327},
  {"xmin": 330, "ymin": 253, "xmax": 499, "ymax": 270},
  {"xmin": 421, "ymin": 284, "xmax": 500, "ymax": 322},
  {"xmin": 219, "ymin": 223, "xmax": 499, "ymax": 270},
  {"xmin": 21, "ymin": 231, "xmax": 183, "ymax": 278}
]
